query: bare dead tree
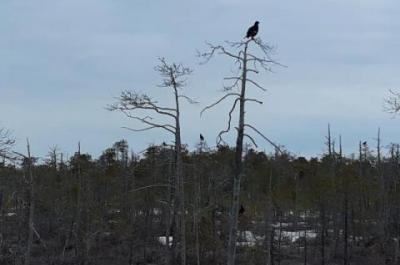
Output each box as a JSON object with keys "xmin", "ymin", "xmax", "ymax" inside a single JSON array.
[
  {"xmin": 199, "ymin": 37, "xmax": 283, "ymax": 265},
  {"xmin": 384, "ymin": 89, "xmax": 400, "ymax": 114},
  {"xmin": 108, "ymin": 58, "xmax": 195, "ymax": 265},
  {"xmin": 45, "ymin": 146, "xmax": 60, "ymax": 170},
  {"xmin": 74, "ymin": 142, "xmax": 88, "ymax": 265},
  {"xmin": 12, "ymin": 139, "xmax": 35, "ymax": 265},
  {"xmin": 25, "ymin": 139, "xmax": 35, "ymax": 265},
  {"xmin": 0, "ymin": 128, "xmax": 15, "ymax": 161}
]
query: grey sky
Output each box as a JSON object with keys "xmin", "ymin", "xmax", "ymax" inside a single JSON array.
[{"xmin": 1, "ymin": 0, "xmax": 399, "ymax": 159}]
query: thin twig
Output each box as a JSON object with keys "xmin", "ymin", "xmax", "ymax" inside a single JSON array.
[{"xmin": 179, "ymin": 95, "xmax": 199, "ymax": 104}]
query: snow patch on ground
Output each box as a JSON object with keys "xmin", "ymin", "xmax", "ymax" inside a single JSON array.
[
  {"xmin": 235, "ymin": 229, "xmax": 318, "ymax": 247},
  {"xmin": 157, "ymin": 236, "xmax": 173, "ymax": 246},
  {"xmin": 5, "ymin": 212, "xmax": 16, "ymax": 217},
  {"xmin": 277, "ymin": 230, "xmax": 317, "ymax": 243}
]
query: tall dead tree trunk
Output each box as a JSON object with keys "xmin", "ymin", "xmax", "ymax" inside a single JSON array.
[
  {"xmin": 327, "ymin": 124, "xmax": 332, "ymax": 157},
  {"xmin": 333, "ymin": 135, "xmax": 343, "ymax": 258},
  {"xmin": 193, "ymin": 171, "xmax": 201, "ymax": 265},
  {"xmin": 109, "ymin": 58, "xmax": 194, "ymax": 265},
  {"xmin": 344, "ymin": 181, "xmax": 349, "ymax": 265},
  {"xmin": 226, "ymin": 40, "xmax": 248, "ymax": 265},
  {"xmin": 199, "ymin": 37, "xmax": 282, "ymax": 265},
  {"xmin": 320, "ymin": 202, "xmax": 326, "ymax": 265},
  {"xmin": 304, "ymin": 229, "xmax": 307, "ymax": 265},
  {"xmin": 193, "ymin": 143, "xmax": 204, "ymax": 265},
  {"xmin": 75, "ymin": 142, "xmax": 88, "ymax": 265},
  {"xmin": 165, "ymin": 148, "xmax": 173, "ymax": 265},
  {"xmin": 264, "ymin": 168, "xmax": 274, "ymax": 265},
  {"xmin": 24, "ymin": 139, "xmax": 34, "ymax": 265},
  {"xmin": 173, "ymin": 77, "xmax": 186, "ymax": 265}
]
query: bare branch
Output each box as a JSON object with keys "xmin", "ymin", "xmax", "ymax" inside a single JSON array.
[
  {"xmin": 244, "ymin": 124, "xmax": 282, "ymax": 153},
  {"xmin": 200, "ymin": 93, "xmax": 240, "ymax": 116},
  {"xmin": 245, "ymin": 98, "xmax": 263, "ymax": 104},
  {"xmin": 223, "ymin": 77, "xmax": 241, "ymax": 91},
  {"xmin": 247, "ymin": 54, "xmax": 275, "ymax": 63},
  {"xmin": 122, "ymin": 126, "xmax": 174, "ymax": 134},
  {"xmin": 244, "ymin": 133, "xmax": 258, "ymax": 148},
  {"xmin": 156, "ymin": 57, "xmax": 193, "ymax": 89},
  {"xmin": 246, "ymin": 68, "xmax": 259, "ymax": 74},
  {"xmin": 0, "ymin": 128, "xmax": 15, "ymax": 159},
  {"xmin": 224, "ymin": 77, "xmax": 242, "ymax": 81},
  {"xmin": 178, "ymin": 94, "xmax": 199, "ymax": 104},
  {"xmin": 384, "ymin": 89, "xmax": 400, "ymax": 114},
  {"xmin": 198, "ymin": 42, "xmax": 243, "ymax": 65},
  {"xmin": 32, "ymin": 225, "xmax": 47, "ymax": 249},
  {"xmin": 108, "ymin": 91, "xmax": 177, "ymax": 119},
  {"xmin": 199, "ymin": 38, "xmax": 285, "ymax": 75},
  {"xmin": 253, "ymin": 37, "xmax": 275, "ymax": 56},
  {"xmin": 247, "ymin": 79, "xmax": 267, "ymax": 91},
  {"xmin": 12, "ymin": 151, "xmax": 28, "ymax": 159},
  {"xmin": 225, "ymin": 39, "xmax": 250, "ymax": 49},
  {"xmin": 120, "ymin": 113, "xmax": 176, "ymax": 134},
  {"xmin": 217, "ymin": 98, "xmax": 240, "ymax": 145}
]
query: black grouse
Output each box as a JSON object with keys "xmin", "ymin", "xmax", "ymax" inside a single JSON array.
[
  {"xmin": 200, "ymin": 134, "xmax": 204, "ymax": 141},
  {"xmin": 246, "ymin": 21, "xmax": 259, "ymax": 39},
  {"xmin": 239, "ymin": 205, "xmax": 245, "ymax": 216}
]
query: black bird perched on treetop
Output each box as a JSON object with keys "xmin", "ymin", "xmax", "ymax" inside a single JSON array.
[
  {"xmin": 246, "ymin": 21, "xmax": 259, "ymax": 39},
  {"xmin": 239, "ymin": 205, "xmax": 245, "ymax": 216},
  {"xmin": 200, "ymin": 134, "xmax": 204, "ymax": 141}
]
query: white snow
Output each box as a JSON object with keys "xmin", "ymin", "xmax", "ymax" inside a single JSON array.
[
  {"xmin": 277, "ymin": 230, "xmax": 317, "ymax": 243},
  {"xmin": 236, "ymin": 231, "xmax": 263, "ymax": 247},
  {"xmin": 5, "ymin": 212, "xmax": 16, "ymax": 217},
  {"xmin": 158, "ymin": 236, "xmax": 173, "ymax": 246}
]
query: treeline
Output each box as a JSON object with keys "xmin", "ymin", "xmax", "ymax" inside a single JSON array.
[{"xmin": 1, "ymin": 137, "xmax": 400, "ymax": 265}]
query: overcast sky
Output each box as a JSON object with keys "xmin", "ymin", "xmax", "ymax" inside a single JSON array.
[{"xmin": 1, "ymin": 0, "xmax": 399, "ymax": 159}]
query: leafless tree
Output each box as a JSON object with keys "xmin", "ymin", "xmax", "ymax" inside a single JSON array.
[
  {"xmin": 12, "ymin": 139, "xmax": 36, "ymax": 265},
  {"xmin": 199, "ymin": 37, "xmax": 283, "ymax": 265},
  {"xmin": 45, "ymin": 146, "xmax": 60, "ymax": 170},
  {"xmin": 0, "ymin": 128, "xmax": 15, "ymax": 161},
  {"xmin": 384, "ymin": 89, "xmax": 400, "ymax": 114},
  {"xmin": 108, "ymin": 58, "xmax": 195, "ymax": 265}
]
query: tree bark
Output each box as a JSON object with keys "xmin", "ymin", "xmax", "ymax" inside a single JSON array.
[
  {"xmin": 173, "ymin": 81, "xmax": 186, "ymax": 265},
  {"xmin": 344, "ymin": 189, "xmax": 348, "ymax": 265},
  {"xmin": 194, "ymin": 149, "xmax": 202, "ymax": 265},
  {"xmin": 227, "ymin": 41, "xmax": 249, "ymax": 265},
  {"xmin": 24, "ymin": 140, "xmax": 34, "ymax": 265},
  {"xmin": 320, "ymin": 203, "xmax": 325, "ymax": 265},
  {"xmin": 75, "ymin": 143, "xmax": 88, "ymax": 265},
  {"xmin": 265, "ymin": 169, "xmax": 274, "ymax": 265}
]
